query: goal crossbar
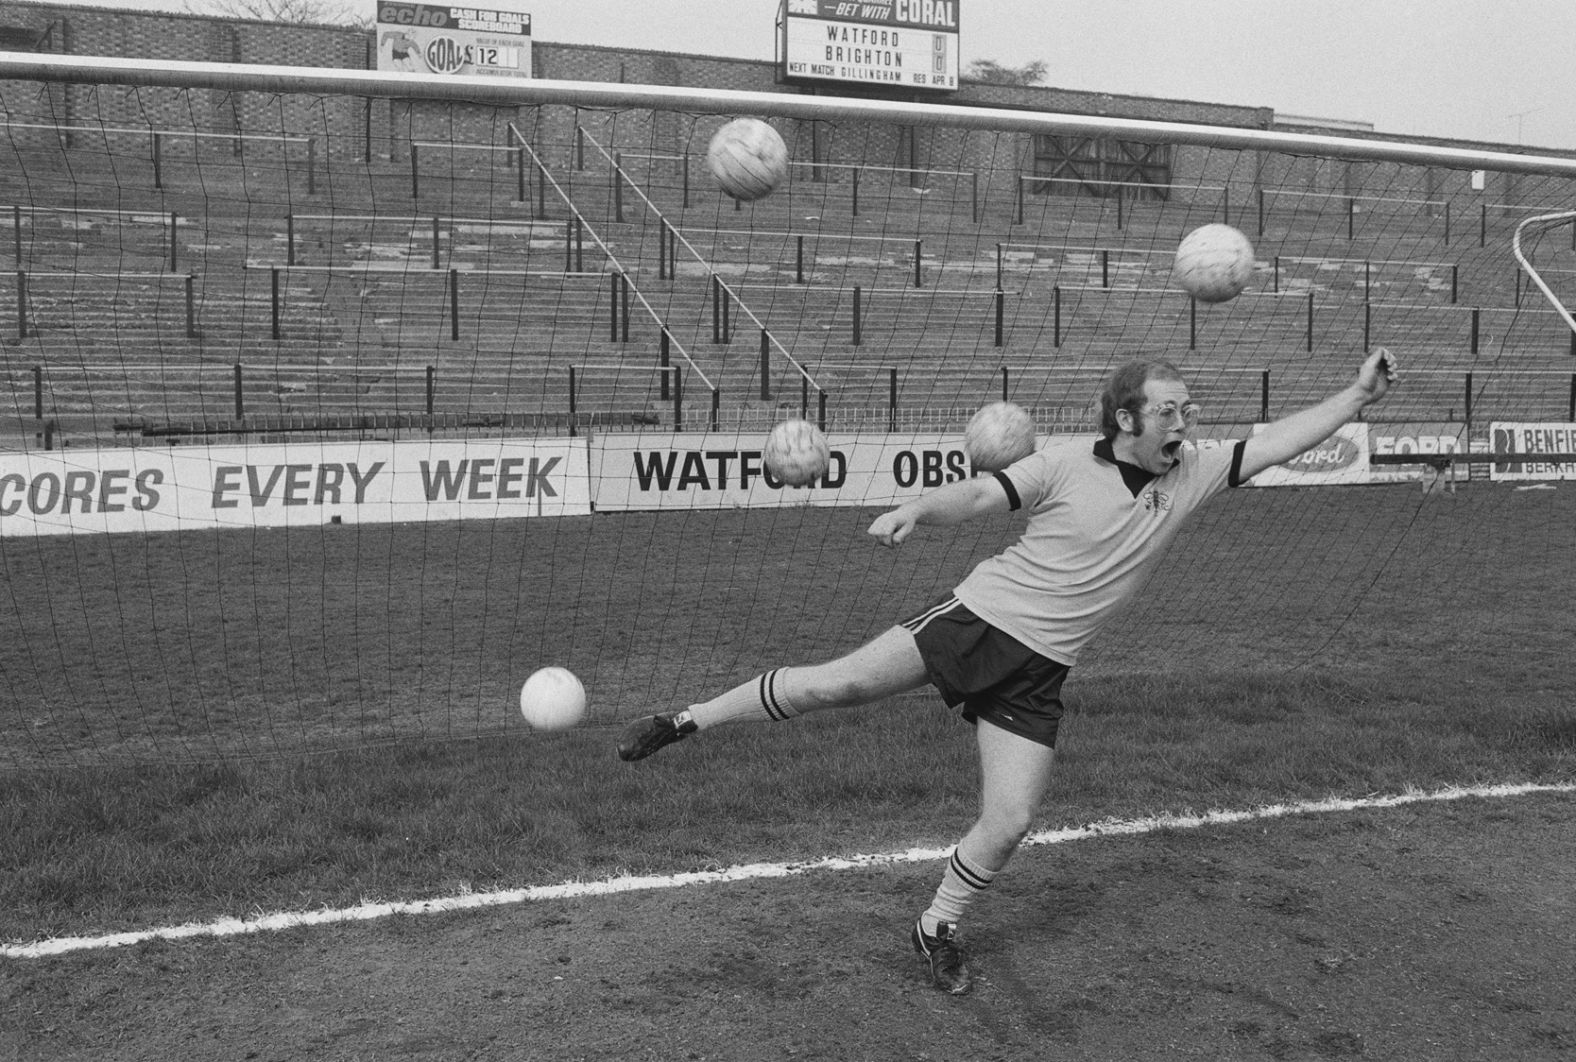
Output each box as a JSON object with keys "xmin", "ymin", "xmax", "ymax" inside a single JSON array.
[{"xmin": 4, "ymin": 52, "xmax": 1576, "ymax": 178}]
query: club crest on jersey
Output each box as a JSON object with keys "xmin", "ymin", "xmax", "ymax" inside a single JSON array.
[{"xmin": 1143, "ymin": 488, "xmax": 1172, "ymax": 514}]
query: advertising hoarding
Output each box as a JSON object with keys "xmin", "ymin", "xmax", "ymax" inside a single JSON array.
[
  {"xmin": 0, "ymin": 439, "xmax": 589, "ymax": 536},
  {"xmin": 376, "ymin": 2, "xmax": 533, "ymax": 78}
]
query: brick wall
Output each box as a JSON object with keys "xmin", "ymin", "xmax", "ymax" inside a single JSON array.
[{"xmin": 0, "ymin": 0, "xmax": 1571, "ymax": 205}]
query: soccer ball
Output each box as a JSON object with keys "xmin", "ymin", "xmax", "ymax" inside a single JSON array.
[
  {"xmin": 707, "ymin": 118, "xmax": 789, "ymax": 202},
  {"xmin": 965, "ymin": 401, "xmax": 1037, "ymax": 473},
  {"xmin": 1172, "ymin": 223, "xmax": 1255, "ymax": 303},
  {"xmin": 763, "ymin": 419, "xmax": 830, "ymax": 487},
  {"xmin": 519, "ymin": 666, "xmax": 586, "ymax": 731}
]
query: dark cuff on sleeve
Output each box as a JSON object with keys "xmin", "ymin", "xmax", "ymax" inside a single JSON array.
[
  {"xmin": 1227, "ymin": 439, "xmax": 1249, "ymax": 488},
  {"xmin": 993, "ymin": 470, "xmax": 1022, "ymax": 510}
]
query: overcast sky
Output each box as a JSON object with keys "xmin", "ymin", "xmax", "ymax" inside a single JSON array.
[{"xmin": 49, "ymin": 0, "xmax": 1576, "ymax": 151}]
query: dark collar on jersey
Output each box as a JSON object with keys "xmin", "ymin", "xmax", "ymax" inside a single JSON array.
[{"xmin": 1093, "ymin": 437, "xmax": 1165, "ymax": 498}]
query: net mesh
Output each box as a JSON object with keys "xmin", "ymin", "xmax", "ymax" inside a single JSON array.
[{"xmin": 1, "ymin": 76, "xmax": 1573, "ymax": 768}]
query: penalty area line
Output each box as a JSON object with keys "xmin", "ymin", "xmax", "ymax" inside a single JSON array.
[{"xmin": 5, "ymin": 781, "xmax": 1572, "ymax": 960}]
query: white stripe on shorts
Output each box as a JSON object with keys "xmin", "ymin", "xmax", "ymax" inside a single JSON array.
[{"xmin": 901, "ymin": 595, "xmax": 961, "ymax": 634}]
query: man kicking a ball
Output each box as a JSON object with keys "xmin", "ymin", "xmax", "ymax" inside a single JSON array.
[{"xmin": 617, "ymin": 349, "xmax": 1397, "ymax": 994}]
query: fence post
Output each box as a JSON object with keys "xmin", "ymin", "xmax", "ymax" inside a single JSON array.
[
  {"xmin": 1000, "ymin": 366, "xmax": 1009, "ymax": 402},
  {"xmin": 610, "ymin": 273, "xmax": 621, "ymax": 342},
  {"xmin": 12, "ymin": 205, "xmax": 20, "ymax": 267},
  {"xmin": 16, "ymin": 270, "xmax": 27, "ymax": 338},
  {"xmin": 1053, "ymin": 284, "xmax": 1061, "ymax": 347},
  {"xmin": 449, "ymin": 268, "xmax": 460, "ymax": 340},
  {"xmin": 660, "ymin": 328, "xmax": 671, "ymax": 400},
  {"xmin": 185, "ymin": 274, "xmax": 197, "ymax": 338},
  {"xmin": 1101, "ymin": 249, "xmax": 1110, "ymax": 288},
  {"xmin": 426, "ymin": 364, "xmax": 435, "ymax": 417},
  {"xmin": 673, "ymin": 367, "xmax": 683, "ymax": 431},
  {"xmin": 1363, "ymin": 302, "xmax": 1370, "ymax": 352},
  {"xmin": 613, "ymin": 152, "xmax": 624, "ymax": 223},
  {"xmin": 233, "ymin": 362, "xmax": 244, "ymax": 419},
  {"xmin": 852, "ymin": 284, "xmax": 862, "ymax": 347},
  {"xmin": 410, "ymin": 141, "xmax": 419, "ymax": 199},
  {"xmin": 817, "ymin": 388, "xmax": 826, "ymax": 432},
  {"xmin": 796, "ymin": 234, "xmax": 805, "ymax": 284},
  {"xmin": 1306, "ymin": 292, "xmax": 1314, "ymax": 352},
  {"xmin": 151, "ymin": 132, "xmax": 162, "ymax": 190},
  {"xmin": 270, "ymin": 267, "xmax": 280, "ymax": 339},
  {"xmin": 889, "ymin": 367, "xmax": 898, "ymax": 431},
  {"xmin": 1189, "ymin": 296, "xmax": 1196, "ymax": 351},
  {"xmin": 169, "ymin": 212, "xmax": 179, "ymax": 272},
  {"xmin": 287, "ymin": 215, "xmax": 296, "ymax": 266},
  {"xmin": 34, "ymin": 364, "xmax": 43, "ymax": 418},
  {"xmin": 1451, "ymin": 264, "xmax": 1459, "ymax": 304},
  {"xmin": 913, "ymin": 239, "xmax": 923, "ymax": 288},
  {"xmin": 306, "ymin": 137, "xmax": 317, "ymax": 196},
  {"xmin": 852, "ymin": 166, "xmax": 860, "ymax": 217},
  {"xmin": 1261, "ymin": 370, "xmax": 1270, "ymax": 422},
  {"xmin": 759, "ymin": 329, "xmax": 771, "ymax": 401},
  {"xmin": 567, "ymin": 366, "xmax": 578, "ymax": 437},
  {"xmin": 970, "ymin": 171, "xmax": 979, "ymax": 224},
  {"xmin": 1470, "ymin": 308, "xmax": 1479, "ymax": 354},
  {"xmin": 1257, "ymin": 187, "xmax": 1265, "ymax": 237},
  {"xmin": 622, "ymin": 273, "xmax": 631, "ymax": 341},
  {"xmin": 432, "ymin": 216, "xmax": 441, "ymax": 270},
  {"xmin": 994, "ymin": 289, "xmax": 1004, "ymax": 347}
]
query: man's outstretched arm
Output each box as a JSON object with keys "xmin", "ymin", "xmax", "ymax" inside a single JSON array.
[
  {"xmin": 1238, "ymin": 347, "xmax": 1397, "ymax": 482},
  {"xmin": 868, "ymin": 474, "xmax": 1011, "ymax": 548}
]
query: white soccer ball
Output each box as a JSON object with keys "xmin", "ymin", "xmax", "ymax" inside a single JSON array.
[
  {"xmin": 763, "ymin": 419, "xmax": 830, "ymax": 487},
  {"xmin": 1172, "ymin": 223, "xmax": 1255, "ymax": 303},
  {"xmin": 965, "ymin": 401, "xmax": 1036, "ymax": 473},
  {"xmin": 707, "ymin": 117, "xmax": 789, "ymax": 202},
  {"xmin": 519, "ymin": 666, "xmax": 586, "ymax": 731}
]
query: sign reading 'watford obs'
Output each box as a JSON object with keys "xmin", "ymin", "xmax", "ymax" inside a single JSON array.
[
  {"xmin": 0, "ymin": 440, "xmax": 590, "ymax": 536},
  {"xmin": 594, "ymin": 431, "xmax": 980, "ymax": 510}
]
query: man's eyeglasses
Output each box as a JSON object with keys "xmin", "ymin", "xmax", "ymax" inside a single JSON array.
[{"xmin": 1135, "ymin": 401, "xmax": 1201, "ymax": 430}]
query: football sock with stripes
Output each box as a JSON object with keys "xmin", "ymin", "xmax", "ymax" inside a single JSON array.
[
  {"xmin": 920, "ymin": 844, "xmax": 999, "ymax": 936},
  {"xmin": 684, "ymin": 667, "xmax": 801, "ymax": 730}
]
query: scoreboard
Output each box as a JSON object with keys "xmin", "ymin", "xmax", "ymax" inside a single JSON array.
[{"xmin": 780, "ymin": 0, "xmax": 960, "ymax": 91}]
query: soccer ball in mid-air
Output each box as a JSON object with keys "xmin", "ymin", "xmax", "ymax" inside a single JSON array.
[
  {"xmin": 519, "ymin": 667, "xmax": 586, "ymax": 731},
  {"xmin": 965, "ymin": 401, "xmax": 1037, "ymax": 473},
  {"xmin": 1172, "ymin": 223, "xmax": 1255, "ymax": 303},
  {"xmin": 707, "ymin": 117, "xmax": 789, "ymax": 202},
  {"xmin": 763, "ymin": 419, "xmax": 830, "ymax": 487}
]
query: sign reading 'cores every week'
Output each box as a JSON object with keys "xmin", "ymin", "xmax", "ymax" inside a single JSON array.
[{"xmin": 0, "ymin": 440, "xmax": 590, "ymax": 536}]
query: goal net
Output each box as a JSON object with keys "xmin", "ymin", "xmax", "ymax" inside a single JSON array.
[{"xmin": 1, "ymin": 56, "xmax": 1573, "ymax": 769}]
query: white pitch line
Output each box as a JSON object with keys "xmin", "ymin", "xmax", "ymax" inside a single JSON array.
[{"xmin": 5, "ymin": 781, "xmax": 1572, "ymax": 960}]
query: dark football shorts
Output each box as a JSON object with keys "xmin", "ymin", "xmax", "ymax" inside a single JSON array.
[{"xmin": 901, "ymin": 596, "xmax": 1070, "ymax": 748}]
